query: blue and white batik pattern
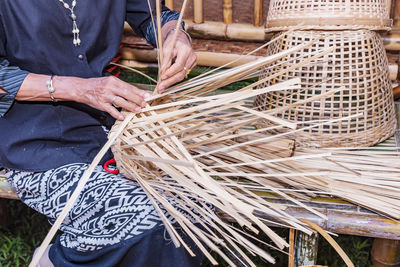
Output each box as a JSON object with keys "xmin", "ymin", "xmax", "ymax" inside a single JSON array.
[{"xmin": 6, "ymin": 163, "xmax": 166, "ymax": 252}]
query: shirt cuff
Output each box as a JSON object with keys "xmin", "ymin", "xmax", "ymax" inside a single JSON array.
[
  {"xmin": 0, "ymin": 60, "xmax": 29, "ymax": 117},
  {"xmin": 143, "ymin": 9, "xmax": 184, "ymax": 47}
]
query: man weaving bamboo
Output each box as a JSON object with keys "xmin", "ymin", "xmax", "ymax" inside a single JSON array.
[{"xmin": 0, "ymin": 0, "xmax": 199, "ymax": 266}]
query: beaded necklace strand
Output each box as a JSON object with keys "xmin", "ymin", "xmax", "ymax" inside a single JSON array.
[{"xmin": 58, "ymin": 0, "xmax": 81, "ymax": 46}]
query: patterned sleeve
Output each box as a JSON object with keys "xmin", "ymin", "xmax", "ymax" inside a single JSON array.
[
  {"xmin": 0, "ymin": 60, "xmax": 29, "ymax": 117},
  {"xmin": 125, "ymin": 0, "xmax": 184, "ymax": 46},
  {"xmin": 0, "ymin": 16, "xmax": 29, "ymax": 117}
]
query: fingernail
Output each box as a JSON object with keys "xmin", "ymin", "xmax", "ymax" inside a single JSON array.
[
  {"xmin": 141, "ymin": 101, "xmax": 147, "ymax": 107},
  {"xmin": 162, "ymin": 75, "xmax": 168, "ymax": 80},
  {"xmin": 143, "ymin": 92, "xmax": 151, "ymax": 99},
  {"xmin": 158, "ymin": 85, "xmax": 164, "ymax": 91},
  {"xmin": 135, "ymin": 107, "xmax": 141, "ymax": 112},
  {"xmin": 118, "ymin": 115, "xmax": 124, "ymax": 121}
]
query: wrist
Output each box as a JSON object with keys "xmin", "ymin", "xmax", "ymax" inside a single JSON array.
[
  {"xmin": 164, "ymin": 28, "xmax": 192, "ymax": 45},
  {"xmin": 161, "ymin": 20, "xmax": 180, "ymax": 39},
  {"xmin": 161, "ymin": 20, "xmax": 191, "ymax": 44},
  {"xmin": 51, "ymin": 75, "xmax": 83, "ymax": 102}
]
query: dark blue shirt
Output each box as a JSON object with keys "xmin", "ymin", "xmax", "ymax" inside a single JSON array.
[{"xmin": 0, "ymin": 0, "xmax": 179, "ymax": 171}]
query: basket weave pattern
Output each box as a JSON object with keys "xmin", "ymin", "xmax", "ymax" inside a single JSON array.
[
  {"xmin": 266, "ymin": 0, "xmax": 392, "ymax": 31},
  {"xmin": 254, "ymin": 30, "xmax": 396, "ymax": 147}
]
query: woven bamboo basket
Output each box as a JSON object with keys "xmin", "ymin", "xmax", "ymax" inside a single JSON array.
[
  {"xmin": 266, "ymin": 0, "xmax": 392, "ymax": 31},
  {"xmin": 254, "ymin": 30, "xmax": 397, "ymax": 147}
]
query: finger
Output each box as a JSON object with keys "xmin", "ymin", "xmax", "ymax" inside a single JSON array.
[
  {"xmin": 113, "ymin": 95, "xmax": 142, "ymax": 113},
  {"xmin": 188, "ymin": 54, "xmax": 197, "ymax": 70},
  {"xmin": 104, "ymin": 104, "xmax": 124, "ymax": 121},
  {"xmin": 161, "ymin": 47, "xmax": 188, "ymax": 81},
  {"xmin": 160, "ymin": 48, "xmax": 176, "ymax": 74},
  {"xmin": 112, "ymin": 80, "xmax": 150, "ymax": 107},
  {"xmin": 159, "ymin": 56, "xmax": 195, "ymax": 92},
  {"xmin": 159, "ymin": 70, "xmax": 186, "ymax": 91},
  {"xmin": 112, "ymin": 77, "xmax": 149, "ymax": 98}
]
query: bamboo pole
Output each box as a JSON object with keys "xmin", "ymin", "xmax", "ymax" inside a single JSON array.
[
  {"xmin": 124, "ymin": 20, "xmax": 267, "ymax": 41},
  {"xmin": 394, "ymin": 0, "xmax": 400, "ymax": 27},
  {"xmin": 185, "ymin": 21, "xmax": 266, "ymax": 41},
  {"xmin": 119, "ymin": 47, "xmax": 264, "ymax": 67},
  {"xmin": 165, "ymin": 0, "xmax": 174, "ymax": 10},
  {"xmin": 116, "ymin": 60, "xmax": 158, "ymax": 69},
  {"xmin": 394, "ymin": 85, "xmax": 400, "ymax": 99},
  {"xmin": 193, "ymin": 0, "xmax": 203, "ymax": 24},
  {"xmin": 223, "ymin": 0, "xmax": 233, "ymax": 24},
  {"xmin": 254, "ymin": 0, "xmax": 263, "ymax": 27},
  {"xmin": 382, "ymin": 33, "xmax": 400, "ymax": 50},
  {"xmin": 389, "ymin": 63, "xmax": 399, "ymax": 80}
]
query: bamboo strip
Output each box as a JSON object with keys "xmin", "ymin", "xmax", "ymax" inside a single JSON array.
[
  {"xmin": 193, "ymin": 114, "xmax": 362, "ymax": 159},
  {"xmin": 156, "ymin": 0, "xmax": 163, "ymax": 63},
  {"xmin": 288, "ymin": 229, "xmax": 295, "ymax": 267},
  {"xmin": 236, "ymin": 105, "xmax": 297, "ymax": 129}
]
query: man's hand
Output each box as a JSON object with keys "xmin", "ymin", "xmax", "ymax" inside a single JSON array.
[
  {"xmin": 158, "ymin": 21, "xmax": 197, "ymax": 93},
  {"xmin": 16, "ymin": 74, "xmax": 150, "ymax": 121},
  {"xmin": 73, "ymin": 76, "xmax": 150, "ymax": 120}
]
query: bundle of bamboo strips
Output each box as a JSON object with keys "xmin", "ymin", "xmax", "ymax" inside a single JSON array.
[
  {"xmin": 294, "ymin": 143, "xmax": 400, "ymax": 219},
  {"xmin": 107, "ymin": 38, "xmax": 367, "ymax": 264}
]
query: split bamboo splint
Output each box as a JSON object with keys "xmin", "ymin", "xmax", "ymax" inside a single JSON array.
[
  {"xmin": 266, "ymin": 0, "xmax": 392, "ymax": 31},
  {"xmin": 254, "ymin": 30, "xmax": 397, "ymax": 147}
]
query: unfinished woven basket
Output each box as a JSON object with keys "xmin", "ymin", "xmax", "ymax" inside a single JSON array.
[
  {"xmin": 266, "ymin": 0, "xmax": 392, "ymax": 31},
  {"xmin": 254, "ymin": 30, "xmax": 396, "ymax": 147}
]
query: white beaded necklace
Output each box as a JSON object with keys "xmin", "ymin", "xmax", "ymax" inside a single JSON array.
[{"xmin": 58, "ymin": 0, "xmax": 81, "ymax": 46}]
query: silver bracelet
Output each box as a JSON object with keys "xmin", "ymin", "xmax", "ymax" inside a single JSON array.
[
  {"xmin": 165, "ymin": 28, "xmax": 192, "ymax": 45},
  {"xmin": 46, "ymin": 75, "xmax": 56, "ymax": 102}
]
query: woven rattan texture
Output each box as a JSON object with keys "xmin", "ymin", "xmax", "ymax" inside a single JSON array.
[
  {"xmin": 266, "ymin": 0, "xmax": 392, "ymax": 31},
  {"xmin": 174, "ymin": 0, "xmax": 270, "ymax": 24},
  {"xmin": 254, "ymin": 30, "xmax": 396, "ymax": 147}
]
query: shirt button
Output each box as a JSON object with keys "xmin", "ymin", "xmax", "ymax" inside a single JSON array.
[{"xmin": 78, "ymin": 54, "xmax": 84, "ymax": 60}]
